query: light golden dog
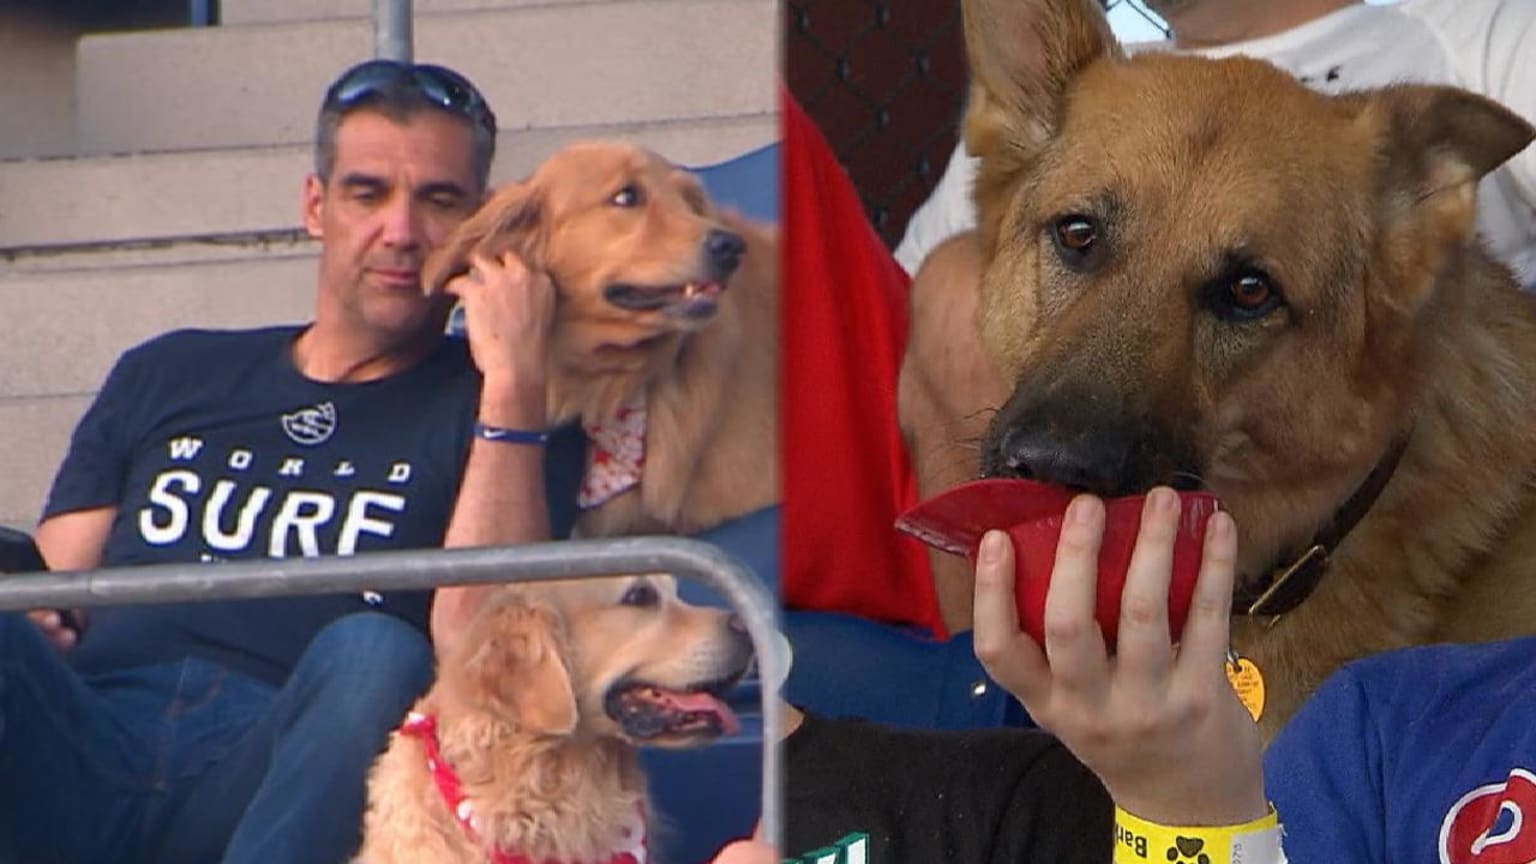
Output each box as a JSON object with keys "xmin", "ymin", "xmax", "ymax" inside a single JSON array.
[
  {"xmin": 359, "ymin": 575, "xmax": 754, "ymax": 864},
  {"xmin": 425, "ymin": 142, "xmax": 778, "ymax": 537},
  {"xmin": 901, "ymin": 0, "xmax": 1536, "ymax": 734}
]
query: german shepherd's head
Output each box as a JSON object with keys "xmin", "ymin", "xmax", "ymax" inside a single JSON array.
[{"xmin": 966, "ymin": 0, "xmax": 1534, "ymax": 580}]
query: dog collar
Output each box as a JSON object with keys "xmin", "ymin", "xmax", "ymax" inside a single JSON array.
[
  {"xmin": 1235, "ymin": 435, "xmax": 1410, "ymax": 618},
  {"xmin": 398, "ymin": 712, "xmax": 647, "ymax": 864},
  {"xmin": 578, "ymin": 391, "xmax": 648, "ymax": 510}
]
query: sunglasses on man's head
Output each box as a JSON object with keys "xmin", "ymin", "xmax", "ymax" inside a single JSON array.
[{"xmin": 324, "ymin": 59, "xmax": 497, "ymax": 135}]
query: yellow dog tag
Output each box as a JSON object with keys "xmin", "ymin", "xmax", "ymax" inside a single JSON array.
[{"xmin": 1225, "ymin": 653, "xmax": 1266, "ymax": 723}]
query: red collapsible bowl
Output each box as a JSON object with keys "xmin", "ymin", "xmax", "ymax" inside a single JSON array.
[{"xmin": 896, "ymin": 478, "xmax": 1220, "ymax": 649}]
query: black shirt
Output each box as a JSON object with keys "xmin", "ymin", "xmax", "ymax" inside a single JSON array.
[
  {"xmin": 786, "ymin": 710, "xmax": 1113, "ymax": 863},
  {"xmin": 47, "ymin": 327, "xmax": 584, "ymax": 685}
]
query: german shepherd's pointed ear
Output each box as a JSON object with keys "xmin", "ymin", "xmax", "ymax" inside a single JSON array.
[
  {"xmin": 456, "ymin": 597, "xmax": 578, "ymax": 736},
  {"xmin": 1362, "ymin": 85, "xmax": 1535, "ymax": 313},
  {"xmin": 421, "ymin": 181, "xmax": 548, "ymax": 296},
  {"xmin": 961, "ymin": 0, "xmax": 1122, "ymax": 250}
]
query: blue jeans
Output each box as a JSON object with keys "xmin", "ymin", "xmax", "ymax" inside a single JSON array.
[{"xmin": 0, "ymin": 611, "xmax": 434, "ymax": 864}]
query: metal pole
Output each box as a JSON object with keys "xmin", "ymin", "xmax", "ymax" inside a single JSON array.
[
  {"xmin": 373, "ymin": 0, "xmax": 414, "ymax": 62},
  {"xmin": 189, "ymin": 0, "xmax": 215, "ymax": 26},
  {"xmin": 0, "ymin": 536, "xmax": 783, "ymax": 848}
]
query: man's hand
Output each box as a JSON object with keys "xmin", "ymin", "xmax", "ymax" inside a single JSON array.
[
  {"xmin": 443, "ymin": 251, "xmax": 555, "ymax": 425},
  {"xmin": 972, "ymin": 487, "xmax": 1267, "ymax": 827},
  {"xmin": 26, "ymin": 609, "xmax": 87, "ymax": 654}
]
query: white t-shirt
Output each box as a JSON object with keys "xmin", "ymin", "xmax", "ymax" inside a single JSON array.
[{"xmin": 893, "ymin": 0, "xmax": 1536, "ymax": 286}]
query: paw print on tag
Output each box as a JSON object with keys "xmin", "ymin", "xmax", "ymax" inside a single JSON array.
[{"xmin": 1166, "ymin": 837, "xmax": 1210, "ymax": 864}]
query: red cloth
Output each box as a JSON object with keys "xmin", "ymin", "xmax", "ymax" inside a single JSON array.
[
  {"xmin": 780, "ymin": 90, "xmax": 944, "ymax": 636},
  {"xmin": 399, "ymin": 712, "xmax": 644, "ymax": 864}
]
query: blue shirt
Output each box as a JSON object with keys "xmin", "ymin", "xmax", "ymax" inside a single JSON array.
[{"xmin": 1266, "ymin": 636, "xmax": 1536, "ymax": 864}]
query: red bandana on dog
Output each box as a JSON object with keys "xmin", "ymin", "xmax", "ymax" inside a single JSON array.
[
  {"xmin": 399, "ymin": 712, "xmax": 646, "ymax": 864},
  {"xmin": 578, "ymin": 392, "xmax": 648, "ymax": 510}
]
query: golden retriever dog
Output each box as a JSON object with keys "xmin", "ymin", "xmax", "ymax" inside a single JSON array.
[
  {"xmin": 358, "ymin": 575, "xmax": 754, "ymax": 864},
  {"xmin": 901, "ymin": 0, "xmax": 1536, "ymax": 734},
  {"xmin": 424, "ymin": 142, "xmax": 778, "ymax": 537}
]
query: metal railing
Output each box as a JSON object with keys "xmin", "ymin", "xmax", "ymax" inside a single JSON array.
[
  {"xmin": 374, "ymin": 0, "xmax": 414, "ymax": 62},
  {"xmin": 0, "ymin": 536, "xmax": 784, "ymax": 849}
]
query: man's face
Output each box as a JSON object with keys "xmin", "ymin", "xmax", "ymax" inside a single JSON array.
[{"xmin": 303, "ymin": 109, "xmax": 481, "ymax": 343}]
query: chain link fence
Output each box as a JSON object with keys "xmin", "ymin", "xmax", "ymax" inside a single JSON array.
[{"xmin": 786, "ymin": 0, "xmax": 1169, "ymax": 248}]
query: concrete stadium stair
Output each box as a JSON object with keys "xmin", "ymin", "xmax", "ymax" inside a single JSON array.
[{"xmin": 76, "ymin": 0, "xmax": 775, "ymax": 155}]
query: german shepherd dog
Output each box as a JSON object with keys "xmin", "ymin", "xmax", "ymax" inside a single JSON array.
[{"xmin": 901, "ymin": 0, "xmax": 1536, "ymax": 733}]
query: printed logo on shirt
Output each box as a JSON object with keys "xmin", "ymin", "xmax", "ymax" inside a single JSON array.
[
  {"xmin": 281, "ymin": 401, "xmax": 338, "ymax": 446},
  {"xmin": 1439, "ymin": 767, "xmax": 1536, "ymax": 864},
  {"xmin": 786, "ymin": 833, "xmax": 869, "ymax": 864},
  {"xmin": 139, "ymin": 438, "xmax": 413, "ymax": 558}
]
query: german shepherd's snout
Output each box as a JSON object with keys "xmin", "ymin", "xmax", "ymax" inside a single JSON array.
[{"xmin": 980, "ymin": 385, "xmax": 1200, "ymax": 498}]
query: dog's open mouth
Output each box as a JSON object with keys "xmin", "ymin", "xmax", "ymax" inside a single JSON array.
[
  {"xmin": 604, "ymin": 676, "xmax": 741, "ymax": 740},
  {"xmin": 603, "ymin": 281, "xmax": 724, "ymax": 318}
]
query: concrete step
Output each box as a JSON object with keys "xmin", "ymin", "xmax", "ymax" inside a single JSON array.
[
  {"xmin": 0, "ymin": 6, "xmax": 77, "ymax": 161},
  {"xmin": 0, "ymin": 251, "xmax": 317, "ymax": 401},
  {"xmin": 0, "ymin": 252, "xmax": 319, "ymax": 530},
  {"xmin": 77, "ymin": 0, "xmax": 775, "ymax": 156},
  {"xmin": 0, "ymin": 113, "xmax": 774, "ymax": 250},
  {"xmin": 222, "ymin": 0, "xmax": 575, "ymax": 26},
  {"xmin": 0, "ymin": 395, "xmax": 92, "ymax": 530}
]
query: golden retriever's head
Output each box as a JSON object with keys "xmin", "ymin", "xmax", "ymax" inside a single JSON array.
[
  {"xmin": 962, "ymin": 0, "xmax": 1534, "ymax": 575},
  {"xmin": 441, "ymin": 575, "xmax": 753, "ymax": 748},
  {"xmin": 422, "ymin": 141, "xmax": 746, "ymax": 372}
]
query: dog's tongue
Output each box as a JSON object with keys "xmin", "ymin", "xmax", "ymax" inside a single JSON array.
[
  {"xmin": 684, "ymin": 281, "xmax": 724, "ymax": 299},
  {"xmin": 661, "ymin": 689, "xmax": 740, "ymax": 736}
]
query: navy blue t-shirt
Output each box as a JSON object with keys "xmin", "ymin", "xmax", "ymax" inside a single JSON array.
[
  {"xmin": 1266, "ymin": 636, "xmax": 1536, "ymax": 864},
  {"xmin": 45, "ymin": 326, "xmax": 582, "ymax": 686}
]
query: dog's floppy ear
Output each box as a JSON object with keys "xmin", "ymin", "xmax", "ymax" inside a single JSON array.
[
  {"xmin": 961, "ymin": 0, "xmax": 1122, "ymax": 251},
  {"xmin": 1362, "ymin": 85, "xmax": 1535, "ymax": 313},
  {"xmin": 460, "ymin": 597, "xmax": 578, "ymax": 736},
  {"xmin": 421, "ymin": 181, "xmax": 547, "ymax": 296}
]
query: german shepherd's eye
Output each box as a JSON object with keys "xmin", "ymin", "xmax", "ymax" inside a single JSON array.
[
  {"xmin": 1208, "ymin": 267, "xmax": 1285, "ymax": 321},
  {"xmin": 610, "ymin": 184, "xmax": 645, "ymax": 208},
  {"xmin": 1051, "ymin": 215, "xmax": 1102, "ymax": 270},
  {"xmin": 620, "ymin": 581, "xmax": 660, "ymax": 608}
]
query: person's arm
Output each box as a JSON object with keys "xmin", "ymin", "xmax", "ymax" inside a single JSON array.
[
  {"xmin": 1261, "ymin": 668, "xmax": 1388, "ymax": 864},
  {"xmin": 892, "ymin": 141, "xmax": 980, "ymax": 276},
  {"xmin": 35, "ymin": 506, "xmax": 113, "ymax": 572},
  {"xmin": 431, "ymin": 251, "xmax": 555, "ymax": 657},
  {"xmin": 26, "ymin": 507, "xmax": 115, "ymax": 651},
  {"xmin": 26, "ymin": 339, "xmax": 153, "ymax": 651},
  {"xmin": 972, "ymin": 490, "xmax": 1277, "ymax": 860}
]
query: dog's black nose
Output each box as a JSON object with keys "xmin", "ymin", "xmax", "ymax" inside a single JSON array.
[
  {"xmin": 704, "ymin": 228, "xmax": 745, "ymax": 278},
  {"xmin": 981, "ymin": 424, "xmax": 1142, "ymax": 498}
]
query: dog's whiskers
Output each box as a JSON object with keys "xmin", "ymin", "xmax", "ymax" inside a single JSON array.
[{"xmin": 1167, "ymin": 470, "xmax": 1208, "ymax": 492}]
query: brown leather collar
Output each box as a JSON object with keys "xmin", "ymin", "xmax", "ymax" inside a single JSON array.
[{"xmin": 1233, "ymin": 435, "xmax": 1411, "ymax": 618}]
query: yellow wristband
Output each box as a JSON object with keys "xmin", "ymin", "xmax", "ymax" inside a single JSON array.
[{"xmin": 1113, "ymin": 805, "xmax": 1284, "ymax": 864}]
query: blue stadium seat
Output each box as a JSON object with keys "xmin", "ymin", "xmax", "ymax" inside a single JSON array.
[
  {"xmin": 689, "ymin": 143, "xmax": 778, "ymax": 224},
  {"xmin": 782, "ymin": 610, "xmax": 1032, "ymax": 731},
  {"xmin": 628, "ymin": 145, "xmax": 778, "ymax": 863}
]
